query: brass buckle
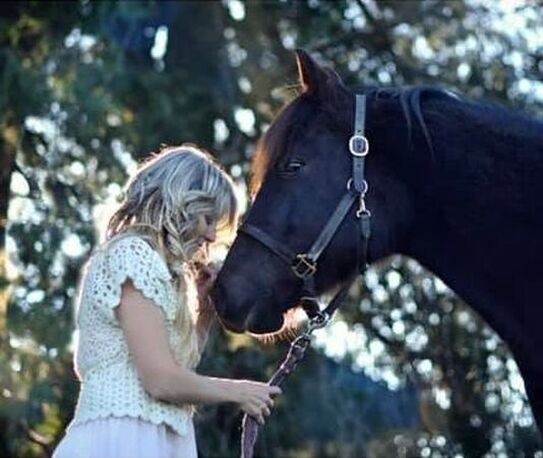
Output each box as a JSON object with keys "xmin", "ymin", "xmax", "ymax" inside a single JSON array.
[
  {"xmin": 292, "ymin": 254, "xmax": 317, "ymax": 279},
  {"xmin": 349, "ymin": 134, "xmax": 369, "ymax": 157}
]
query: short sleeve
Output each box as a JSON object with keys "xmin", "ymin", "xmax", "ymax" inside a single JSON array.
[{"xmin": 90, "ymin": 236, "xmax": 177, "ymax": 322}]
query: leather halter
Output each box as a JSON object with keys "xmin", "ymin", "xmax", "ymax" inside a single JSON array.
[
  {"xmin": 238, "ymin": 94, "xmax": 371, "ymax": 322},
  {"xmin": 239, "ymin": 95, "xmax": 371, "ymax": 458}
]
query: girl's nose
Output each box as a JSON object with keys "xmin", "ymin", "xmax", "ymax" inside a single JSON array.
[{"xmin": 205, "ymin": 225, "xmax": 217, "ymax": 243}]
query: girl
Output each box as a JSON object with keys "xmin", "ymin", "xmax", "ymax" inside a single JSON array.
[{"xmin": 53, "ymin": 145, "xmax": 280, "ymax": 458}]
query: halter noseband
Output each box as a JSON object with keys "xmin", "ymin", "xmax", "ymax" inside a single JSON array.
[{"xmin": 238, "ymin": 94, "xmax": 371, "ymax": 322}]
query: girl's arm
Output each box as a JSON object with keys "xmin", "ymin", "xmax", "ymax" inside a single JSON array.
[{"xmin": 116, "ymin": 280, "xmax": 280, "ymax": 424}]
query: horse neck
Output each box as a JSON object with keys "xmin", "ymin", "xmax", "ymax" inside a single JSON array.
[{"xmin": 393, "ymin": 94, "xmax": 543, "ymax": 354}]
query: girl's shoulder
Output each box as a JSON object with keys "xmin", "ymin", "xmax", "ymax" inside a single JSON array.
[
  {"xmin": 94, "ymin": 234, "xmax": 171, "ymax": 278},
  {"xmin": 79, "ymin": 233, "xmax": 179, "ymax": 322},
  {"xmin": 96, "ymin": 233, "xmax": 156, "ymax": 256}
]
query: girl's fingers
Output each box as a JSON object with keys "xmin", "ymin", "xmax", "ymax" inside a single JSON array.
[
  {"xmin": 196, "ymin": 265, "xmax": 216, "ymax": 283},
  {"xmin": 269, "ymin": 386, "xmax": 282, "ymax": 396},
  {"xmin": 204, "ymin": 266, "xmax": 216, "ymax": 279}
]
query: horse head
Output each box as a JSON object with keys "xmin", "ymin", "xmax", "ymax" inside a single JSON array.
[{"xmin": 213, "ymin": 50, "xmax": 416, "ymax": 334}]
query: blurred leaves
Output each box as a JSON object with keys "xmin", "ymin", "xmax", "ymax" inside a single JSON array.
[{"xmin": 1, "ymin": 1, "xmax": 542, "ymax": 457}]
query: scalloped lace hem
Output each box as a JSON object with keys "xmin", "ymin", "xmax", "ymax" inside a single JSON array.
[{"xmin": 72, "ymin": 410, "xmax": 192, "ymax": 437}]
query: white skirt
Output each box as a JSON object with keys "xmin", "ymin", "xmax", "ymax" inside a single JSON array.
[{"xmin": 52, "ymin": 417, "xmax": 197, "ymax": 458}]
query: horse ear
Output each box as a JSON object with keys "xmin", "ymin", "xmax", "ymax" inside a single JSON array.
[{"xmin": 295, "ymin": 49, "xmax": 329, "ymax": 96}]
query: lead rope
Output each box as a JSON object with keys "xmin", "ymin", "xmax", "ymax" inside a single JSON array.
[
  {"xmin": 240, "ymin": 94, "xmax": 370, "ymax": 458},
  {"xmin": 240, "ymin": 308, "xmax": 331, "ymax": 458},
  {"xmin": 240, "ymin": 281, "xmax": 357, "ymax": 458}
]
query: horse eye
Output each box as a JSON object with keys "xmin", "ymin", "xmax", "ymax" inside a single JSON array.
[{"xmin": 279, "ymin": 159, "xmax": 305, "ymax": 177}]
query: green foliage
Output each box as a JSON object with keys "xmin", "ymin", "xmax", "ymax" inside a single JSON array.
[{"xmin": 1, "ymin": 1, "xmax": 543, "ymax": 457}]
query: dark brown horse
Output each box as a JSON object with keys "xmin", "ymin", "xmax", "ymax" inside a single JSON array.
[{"xmin": 212, "ymin": 50, "xmax": 543, "ymax": 433}]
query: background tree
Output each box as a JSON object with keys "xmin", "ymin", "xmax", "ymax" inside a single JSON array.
[{"xmin": 1, "ymin": 1, "xmax": 542, "ymax": 457}]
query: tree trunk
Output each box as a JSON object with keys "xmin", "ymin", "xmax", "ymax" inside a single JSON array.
[{"xmin": 0, "ymin": 119, "xmax": 17, "ymax": 337}]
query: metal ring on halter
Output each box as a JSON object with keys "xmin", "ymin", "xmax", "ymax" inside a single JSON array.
[
  {"xmin": 292, "ymin": 334, "xmax": 311, "ymax": 350},
  {"xmin": 356, "ymin": 207, "xmax": 372, "ymax": 218},
  {"xmin": 307, "ymin": 311, "xmax": 330, "ymax": 332},
  {"xmin": 348, "ymin": 134, "xmax": 369, "ymax": 157},
  {"xmin": 346, "ymin": 178, "xmax": 369, "ymax": 195}
]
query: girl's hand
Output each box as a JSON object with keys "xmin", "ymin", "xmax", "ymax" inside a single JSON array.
[
  {"xmin": 193, "ymin": 262, "xmax": 221, "ymax": 349},
  {"xmin": 233, "ymin": 381, "xmax": 282, "ymax": 425},
  {"xmin": 195, "ymin": 262, "xmax": 220, "ymax": 302}
]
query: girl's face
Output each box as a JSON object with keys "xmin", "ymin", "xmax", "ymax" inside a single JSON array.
[{"xmin": 194, "ymin": 213, "xmax": 217, "ymax": 249}]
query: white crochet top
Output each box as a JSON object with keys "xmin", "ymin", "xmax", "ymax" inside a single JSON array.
[{"xmin": 71, "ymin": 235, "xmax": 197, "ymax": 436}]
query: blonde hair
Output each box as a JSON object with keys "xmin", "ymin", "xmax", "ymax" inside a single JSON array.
[{"xmin": 105, "ymin": 144, "xmax": 238, "ymax": 367}]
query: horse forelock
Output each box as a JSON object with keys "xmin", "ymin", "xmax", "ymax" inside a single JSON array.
[{"xmin": 250, "ymin": 94, "xmax": 320, "ymax": 195}]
